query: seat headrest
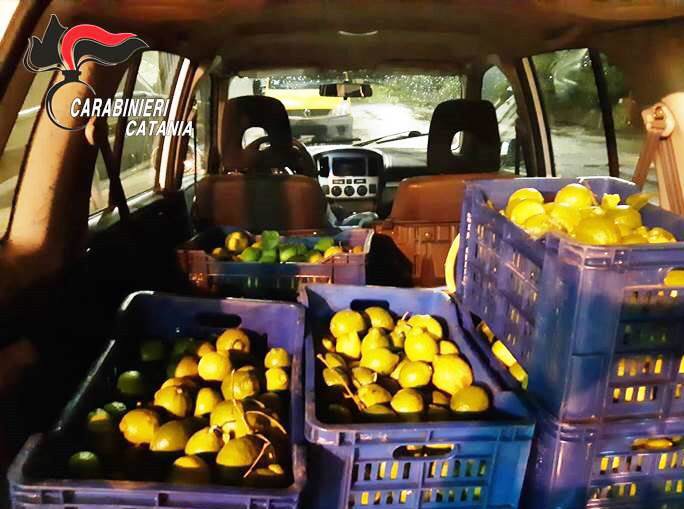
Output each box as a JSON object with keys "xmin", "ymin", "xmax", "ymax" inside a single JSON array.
[
  {"xmin": 221, "ymin": 96, "xmax": 294, "ymax": 169},
  {"xmin": 427, "ymin": 99, "xmax": 501, "ymax": 174}
]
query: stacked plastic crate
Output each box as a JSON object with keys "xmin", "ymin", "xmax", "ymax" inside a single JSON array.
[
  {"xmin": 300, "ymin": 284, "xmax": 535, "ymax": 509},
  {"xmin": 455, "ymin": 177, "xmax": 684, "ymax": 509}
]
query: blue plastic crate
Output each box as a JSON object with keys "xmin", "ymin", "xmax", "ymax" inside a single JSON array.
[
  {"xmin": 456, "ymin": 177, "xmax": 684, "ymax": 423},
  {"xmin": 177, "ymin": 226, "xmax": 373, "ymax": 299},
  {"xmin": 8, "ymin": 292, "xmax": 306, "ymax": 509},
  {"xmin": 299, "ymin": 284, "xmax": 535, "ymax": 509},
  {"xmin": 524, "ymin": 408, "xmax": 684, "ymax": 509}
]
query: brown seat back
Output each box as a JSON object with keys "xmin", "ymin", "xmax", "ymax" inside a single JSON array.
[
  {"xmin": 194, "ymin": 174, "xmax": 328, "ymax": 232},
  {"xmin": 378, "ymin": 99, "xmax": 510, "ymax": 286},
  {"xmin": 193, "ymin": 96, "xmax": 329, "ymax": 231}
]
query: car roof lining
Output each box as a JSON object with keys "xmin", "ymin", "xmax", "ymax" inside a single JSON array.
[{"xmin": 49, "ymin": 0, "xmax": 684, "ymax": 68}]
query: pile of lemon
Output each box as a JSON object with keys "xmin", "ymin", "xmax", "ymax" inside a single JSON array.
[
  {"xmin": 68, "ymin": 330, "xmax": 293, "ymax": 487},
  {"xmin": 317, "ymin": 307, "xmax": 492, "ymax": 423},
  {"xmin": 502, "ymin": 183, "xmax": 677, "ymax": 245},
  {"xmin": 212, "ymin": 230, "xmax": 363, "ymax": 264}
]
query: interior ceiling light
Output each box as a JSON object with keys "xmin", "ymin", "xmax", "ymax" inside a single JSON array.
[{"xmin": 338, "ymin": 30, "xmax": 379, "ymax": 37}]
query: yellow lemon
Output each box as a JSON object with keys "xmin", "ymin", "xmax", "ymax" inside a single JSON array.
[
  {"xmin": 358, "ymin": 383, "xmax": 393, "ymax": 407},
  {"xmin": 225, "ymin": 231, "xmax": 249, "ymax": 253},
  {"xmin": 194, "ymin": 387, "xmax": 222, "ymax": 417},
  {"xmin": 508, "ymin": 187, "xmax": 544, "ymax": 205},
  {"xmin": 404, "ymin": 329, "xmax": 438, "ymax": 363},
  {"xmin": 549, "ymin": 203, "xmax": 582, "ymax": 233},
  {"xmin": 168, "ymin": 455, "xmax": 211, "ymax": 484},
  {"xmin": 221, "ymin": 370, "xmax": 260, "ymax": 400},
  {"xmin": 438, "ymin": 340, "xmax": 459, "ymax": 355},
  {"xmin": 665, "ymin": 270, "xmax": 684, "ymax": 287},
  {"xmin": 324, "ymin": 246, "xmax": 344, "ymax": 258},
  {"xmin": 492, "ymin": 341, "xmax": 517, "ymax": 368},
  {"xmin": 150, "ymin": 420, "xmax": 192, "ymax": 452},
  {"xmin": 600, "ymin": 194, "xmax": 621, "ymax": 210},
  {"xmin": 361, "ymin": 328, "xmax": 391, "ymax": 356},
  {"xmin": 554, "ymin": 183, "xmax": 595, "ymax": 208},
  {"xmin": 119, "ymin": 408, "xmax": 160, "ymax": 445},
  {"xmin": 323, "ymin": 367, "xmax": 350, "ymax": 387},
  {"xmin": 607, "ymin": 205, "xmax": 642, "ymax": 231},
  {"xmin": 509, "ymin": 363, "xmax": 529, "ymax": 390},
  {"xmin": 324, "ymin": 352, "xmax": 346, "ymax": 369},
  {"xmin": 510, "ymin": 200, "xmax": 546, "ymax": 227},
  {"xmin": 196, "ymin": 341, "xmax": 216, "ymax": 357},
  {"xmin": 265, "ymin": 367, "xmax": 289, "ymax": 391},
  {"xmin": 336, "ymin": 331, "xmax": 362, "ymax": 360},
  {"xmin": 626, "ymin": 192, "xmax": 653, "ymax": 211},
  {"xmin": 432, "ymin": 354, "xmax": 473, "ymax": 395},
  {"xmin": 321, "ymin": 337, "xmax": 336, "ymax": 352},
  {"xmin": 154, "ymin": 386, "xmax": 193, "ymax": 417},
  {"xmin": 574, "ymin": 216, "xmax": 621, "ymax": 245},
  {"xmin": 360, "ymin": 347, "xmax": 400, "ymax": 375},
  {"xmin": 523, "ymin": 214, "xmax": 555, "ymax": 239},
  {"xmin": 264, "ymin": 347, "xmax": 291, "ymax": 368},
  {"xmin": 161, "ymin": 377, "xmax": 198, "ymax": 391},
  {"xmin": 364, "ymin": 307, "xmax": 395, "ymax": 330},
  {"xmin": 431, "ymin": 390, "xmax": 451, "ymax": 407},
  {"xmin": 648, "ymin": 227, "xmax": 677, "ymax": 244},
  {"xmin": 175, "ymin": 356, "xmax": 199, "ymax": 378},
  {"xmin": 579, "ymin": 206, "xmax": 607, "ymax": 219},
  {"xmin": 398, "ymin": 361, "xmax": 433, "ymax": 388},
  {"xmin": 351, "ymin": 366, "xmax": 377, "ymax": 387},
  {"xmin": 210, "ymin": 400, "xmax": 243, "ymax": 430},
  {"xmin": 198, "ymin": 351, "xmax": 231, "ymax": 382},
  {"xmin": 185, "ymin": 426, "xmax": 223, "ymax": 455},
  {"xmin": 450, "ymin": 386, "xmax": 490, "ymax": 413},
  {"xmin": 390, "ymin": 388, "xmax": 424, "ymax": 414},
  {"xmin": 407, "ymin": 315, "xmax": 443, "ymax": 339},
  {"xmin": 621, "ymin": 232, "xmax": 648, "ymax": 245},
  {"xmin": 330, "ymin": 309, "xmax": 366, "ymax": 338},
  {"xmin": 216, "ymin": 328, "xmax": 251, "ymax": 353}
]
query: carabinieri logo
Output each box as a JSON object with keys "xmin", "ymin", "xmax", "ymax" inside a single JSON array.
[{"xmin": 24, "ymin": 14, "xmax": 148, "ymax": 130}]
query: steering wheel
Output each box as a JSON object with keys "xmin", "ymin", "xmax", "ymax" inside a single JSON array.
[{"xmin": 242, "ymin": 136, "xmax": 317, "ymax": 178}]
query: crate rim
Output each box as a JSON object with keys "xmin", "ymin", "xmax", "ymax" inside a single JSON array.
[{"xmin": 300, "ymin": 284, "xmax": 535, "ymax": 442}]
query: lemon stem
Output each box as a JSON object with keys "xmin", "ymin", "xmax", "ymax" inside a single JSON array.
[
  {"xmin": 245, "ymin": 410, "xmax": 287, "ymax": 435},
  {"xmin": 243, "ymin": 433, "xmax": 273, "ymax": 479},
  {"xmin": 316, "ymin": 353, "xmax": 365, "ymax": 410}
]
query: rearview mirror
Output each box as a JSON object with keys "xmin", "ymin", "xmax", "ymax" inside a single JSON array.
[{"xmin": 319, "ymin": 83, "xmax": 373, "ymax": 98}]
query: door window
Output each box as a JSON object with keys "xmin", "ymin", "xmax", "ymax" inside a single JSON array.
[
  {"xmin": 91, "ymin": 51, "xmax": 183, "ymax": 215},
  {"xmin": 482, "ymin": 66, "xmax": 525, "ymax": 174},
  {"xmin": 0, "ymin": 72, "xmax": 53, "ymax": 235},
  {"xmin": 532, "ymin": 49, "xmax": 610, "ymax": 178}
]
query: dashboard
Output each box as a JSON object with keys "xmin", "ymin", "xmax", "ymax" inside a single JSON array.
[{"xmin": 311, "ymin": 147, "xmax": 384, "ymax": 201}]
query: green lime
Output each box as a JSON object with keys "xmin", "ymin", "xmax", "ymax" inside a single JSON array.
[
  {"xmin": 279, "ymin": 246, "xmax": 298, "ymax": 262},
  {"xmin": 238, "ymin": 246, "xmax": 261, "ymax": 262},
  {"xmin": 140, "ymin": 340, "xmax": 166, "ymax": 362},
  {"xmin": 261, "ymin": 230, "xmax": 281, "ymax": 250},
  {"xmin": 295, "ymin": 243, "xmax": 308, "ymax": 255},
  {"xmin": 259, "ymin": 249, "xmax": 278, "ymax": 263},
  {"xmin": 314, "ymin": 236, "xmax": 335, "ymax": 252},
  {"xmin": 68, "ymin": 451, "xmax": 102, "ymax": 479},
  {"xmin": 171, "ymin": 337, "xmax": 197, "ymax": 359},
  {"xmin": 103, "ymin": 401, "xmax": 128, "ymax": 420},
  {"xmin": 117, "ymin": 370, "xmax": 146, "ymax": 397},
  {"xmin": 86, "ymin": 408, "xmax": 115, "ymax": 434}
]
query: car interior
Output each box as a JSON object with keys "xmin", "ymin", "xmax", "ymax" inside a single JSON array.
[{"xmin": 2, "ymin": 1, "xmax": 684, "ymax": 506}]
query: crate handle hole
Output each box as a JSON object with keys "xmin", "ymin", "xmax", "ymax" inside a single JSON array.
[
  {"xmin": 393, "ymin": 444, "xmax": 459, "ymax": 460},
  {"xmin": 349, "ymin": 300, "xmax": 391, "ymax": 313},
  {"xmin": 194, "ymin": 312, "xmax": 242, "ymax": 329}
]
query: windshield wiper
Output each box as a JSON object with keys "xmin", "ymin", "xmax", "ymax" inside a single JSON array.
[{"xmin": 355, "ymin": 130, "xmax": 427, "ymax": 147}]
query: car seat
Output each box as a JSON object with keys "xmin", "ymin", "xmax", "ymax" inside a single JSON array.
[
  {"xmin": 194, "ymin": 96, "xmax": 329, "ymax": 232},
  {"xmin": 374, "ymin": 99, "xmax": 511, "ymax": 287}
]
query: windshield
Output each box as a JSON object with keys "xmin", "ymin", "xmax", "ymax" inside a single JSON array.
[{"xmin": 228, "ymin": 70, "xmax": 464, "ymax": 158}]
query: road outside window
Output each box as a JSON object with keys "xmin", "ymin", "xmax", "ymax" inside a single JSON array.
[{"xmin": 229, "ymin": 71, "xmax": 464, "ymax": 169}]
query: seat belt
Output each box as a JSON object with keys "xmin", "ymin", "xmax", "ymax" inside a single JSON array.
[
  {"xmin": 632, "ymin": 103, "xmax": 684, "ymax": 215},
  {"xmin": 85, "ymin": 116, "xmax": 130, "ymax": 221}
]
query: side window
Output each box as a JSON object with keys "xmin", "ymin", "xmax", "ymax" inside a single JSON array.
[
  {"xmin": 482, "ymin": 66, "xmax": 525, "ymax": 174},
  {"xmin": 90, "ymin": 51, "xmax": 182, "ymax": 215},
  {"xmin": 119, "ymin": 51, "xmax": 181, "ymax": 198},
  {"xmin": 184, "ymin": 76, "xmax": 211, "ymax": 179},
  {"xmin": 0, "ymin": 72, "xmax": 53, "ymax": 235},
  {"xmin": 601, "ymin": 54, "xmax": 654, "ymax": 193},
  {"xmin": 532, "ymin": 49, "xmax": 609, "ymax": 178}
]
